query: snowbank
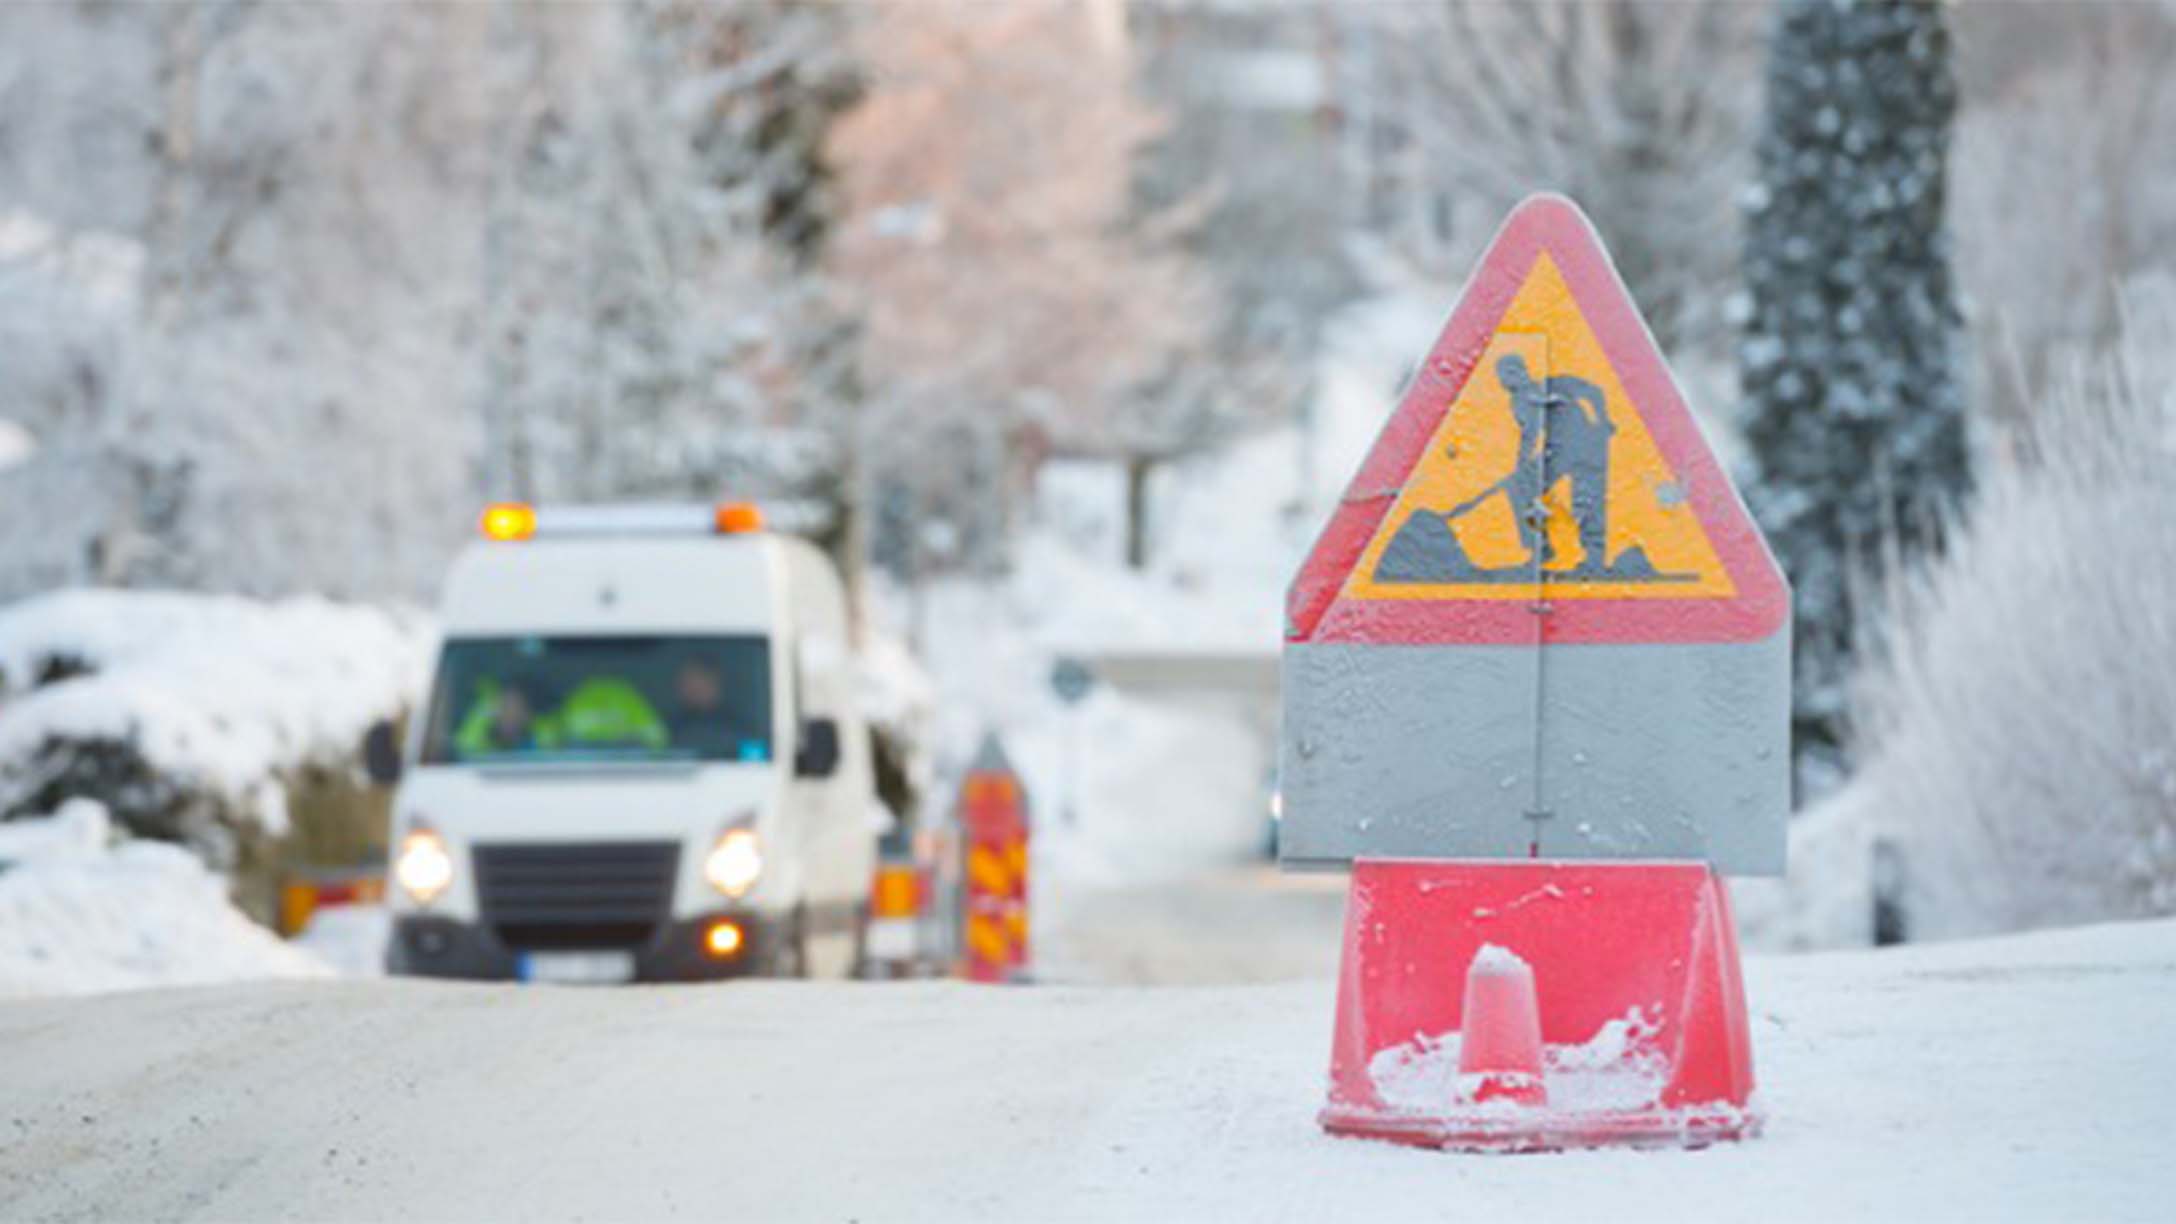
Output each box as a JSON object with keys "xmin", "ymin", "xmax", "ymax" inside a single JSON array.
[
  {"xmin": 1732, "ymin": 786, "xmax": 1879, "ymax": 952},
  {"xmin": 1016, "ymin": 688, "xmax": 1268, "ymax": 890},
  {"xmin": 0, "ymin": 417, "xmax": 33, "ymax": 472},
  {"xmin": 0, "ymin": 588, "xmax": 432, "ymax": 851},
  {"xmin": 292, "ymin": 903, "xmax": 391, "ymax": 978},
  {"xmin": 0, "ymin": 800, "xmax": 330, "ymax": 997}
]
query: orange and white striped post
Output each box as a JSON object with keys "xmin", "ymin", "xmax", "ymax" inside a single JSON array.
[{"xmin": 957, "ymin": 734, "xmax": 1030, "ymax": 983}]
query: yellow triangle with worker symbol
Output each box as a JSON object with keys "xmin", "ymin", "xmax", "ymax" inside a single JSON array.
[{"xmin": 1343, "ymin": 254, "xmax": 1736, "ymax": 603}]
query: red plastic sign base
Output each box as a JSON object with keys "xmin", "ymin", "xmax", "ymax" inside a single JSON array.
[{"xmin": 1321, "ymin": 859, "xmax": 1759, "ymax": 1152}]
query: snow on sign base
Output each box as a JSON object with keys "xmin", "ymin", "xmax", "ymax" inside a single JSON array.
[
  {"xmin": 1321, "ymin": 860, "xmax": 1758, "ymax": 1152},
  {"xmin": 1280, "ymin": 194, "xmax": 1790, "ymax": 874}
]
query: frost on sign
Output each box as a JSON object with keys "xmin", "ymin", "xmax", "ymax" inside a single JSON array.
[{"xmin": 1279, "ymin": 195, "xmax": 1791, "ymax": 876}]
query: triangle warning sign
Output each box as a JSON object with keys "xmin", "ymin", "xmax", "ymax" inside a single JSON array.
[{"xmin": 1289, "ymin": 196, "xmax": 1787, "ymax": 647}]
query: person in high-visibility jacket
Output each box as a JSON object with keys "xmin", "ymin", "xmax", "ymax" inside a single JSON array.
[
  {"xmin": 454, "ymin": 678, "xmax": 556, "ymax": 756},
  {"xmin": 551, "ymin": 675, "xmax": 669, "ymax": 751},
  {"xmin": 455, "ymin": 673, "xmax": 669, "ymax": 757}
]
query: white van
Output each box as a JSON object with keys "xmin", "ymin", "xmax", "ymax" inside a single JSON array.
[{"xmin": 373, "ymin": 502, "xmax": 876, "ymax": 983}]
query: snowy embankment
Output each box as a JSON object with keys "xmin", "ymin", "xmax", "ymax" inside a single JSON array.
[
  {"xmin": 0, "ymin": 589, "xmax": 433, "ymax": 847},
  {"xmin": 0, "ymin": 589, "xmax": 430, "ymax": 995},
  {"xmin": 0, "ymin": 800, "xmax": 328, "ymax": 998},
  {"xmin": 1, "ymin": 917, "xmax": 2168, "ymax": 1221}
]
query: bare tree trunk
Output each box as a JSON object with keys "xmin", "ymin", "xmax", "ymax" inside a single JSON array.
[
  {"xmin": 1123, "ymin": 452, "xmax": 1152, "ymax": 570},
  {"xmin": 836, "ymin": 409, "xmax": 870, "ymax": 647},
  {"xmin": 147, "ymin": 1, "xmax": 202, "ymax": 331}
]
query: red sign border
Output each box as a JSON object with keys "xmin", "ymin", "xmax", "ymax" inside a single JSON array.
[{"xmin": 1288, "ymin": 195, "xmax": 1788, "ymax": 647}]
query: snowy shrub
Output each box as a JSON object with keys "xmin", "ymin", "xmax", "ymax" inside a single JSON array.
[
  {"xmin": 0, "ymin": 591, "xmax": 433, "ymax": 871},
  {"xmin": 1854, "ymin": 280, "xmax": 2176, "ymax": 939}
]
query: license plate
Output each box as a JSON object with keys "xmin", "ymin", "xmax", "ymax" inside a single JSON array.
[
  {"xmin": 519, "ymin": 951, "xmax": 636, "ymax": 985},
  {"xmin": 864, "ymin": 918, "xmax": 919, "ymax": 962}
]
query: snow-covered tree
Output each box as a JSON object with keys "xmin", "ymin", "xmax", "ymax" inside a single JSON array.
[
  {"xmin": 0, "ymin": 3, "xmax": 495, "ymax": 598},
  {"xmin": 827, "ymin": 0, "xmax": 1216, "ymax": 578},
  {"xmin": 472, "ymin": 2, "xmax": 861, "ymax": 518},
  {"xmin": 0, "ymin": 2, "xmax": 865, "ymax": 601},
  {"xmin": 1950, "ymin": 4, "xmax": 2176, "ymax": 435},
  {"xmin": 1332, "ymin": 0, "xmax": 1760, "ymax": 356},
  {"xmin": 1127, "ymin": 4, "xmax": 1356, "ymax": 569},
  {"xmin": 1738, "ymin": 0, "xmax": 1970, "ymax": 789}
]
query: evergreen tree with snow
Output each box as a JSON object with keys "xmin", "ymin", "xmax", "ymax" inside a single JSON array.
[{"xmin": 1738, "ymin": 0, "xmax": 1969, "ymax": 790}]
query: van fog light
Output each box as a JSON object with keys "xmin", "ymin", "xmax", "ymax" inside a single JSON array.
[
  {"xmin": 703, "ymin": 828, "xmax": 763, "ymax": 898},
  {"xmin": 704, "ymin": 920, "xmax": 746, "ymax": 959},
  {"xmin": 395, "ymin": 828, "xmax": 454, "ymax": 904}
]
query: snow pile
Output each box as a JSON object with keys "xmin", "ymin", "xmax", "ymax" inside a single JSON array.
[
  {"xmin": 1467, "ymin": 941, "xmax": 1527, "ymax": 975},
  {"xmin": 292, "ymin": 904, "xmax": 391, "ymax": 978},
  {"xmin": 0, "ymin": 588, "xmax": 432, "ymax": 853},
  {"xmin": 1367, "ymin": 1006, "xmax": 1669, "ymax": 1116},
  {"xmin": 855, "ymin": 624, "xmax": 940, "ymax": 824},
  {"xmin": 1021, "ymin": 688, "xmax": 1267, "ymax": 891},
  {"xmin": 856, "ymin": 627, "xmax": 938, "ymax": 742},
  {"xmin": 1732, "ymin": 786, "xmax": 1880, "ymax": 951},
  {"xmin": 0, "ymin": 417, "xmax": 33, "ymax": 472},
  {"xmin": 0, "ymin": 800, "xmax": 330, "ymax": 997},
  {"xmin": 902, "ymin": 568, "xmax": 1270, "ymax": 977}
]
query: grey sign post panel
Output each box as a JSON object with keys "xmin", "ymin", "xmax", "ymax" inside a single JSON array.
[{"xmin": 1279, "ymin": 195, "xmax": 1790, "ymax": 876}]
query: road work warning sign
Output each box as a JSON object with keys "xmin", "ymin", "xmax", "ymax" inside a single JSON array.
[
  {"xmin": 1280, "ymin": 195, "xmax": 1789, "ymax": 873},
  {"xmin": 1344, "ymin": 266, "xmax": 1734, "ymax": 603}
]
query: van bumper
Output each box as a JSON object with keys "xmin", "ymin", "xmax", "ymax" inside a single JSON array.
[{"xmin": 387, "ymin": 913, "xmax": 779, "ymax": 982}]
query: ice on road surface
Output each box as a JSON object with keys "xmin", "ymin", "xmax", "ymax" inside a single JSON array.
[{"xmin": 2, "ymin": 917, "xmax": 2171, "ymax": 1222}]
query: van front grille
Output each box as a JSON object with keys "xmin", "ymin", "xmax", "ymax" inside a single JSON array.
[{"xmin": 472, "ymin": 841, "xmax": 679, "ymax": 950}]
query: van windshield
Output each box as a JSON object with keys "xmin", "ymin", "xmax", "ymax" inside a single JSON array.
[{"xmin": 420, "ymin": 635, "xmax": 771, "ymax": 766}]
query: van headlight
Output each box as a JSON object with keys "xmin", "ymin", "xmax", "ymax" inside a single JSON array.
[
  {"xmin": 395, "ymin": 826, "xmax": 455, "ymax": 904},
  {"xmin": 703, "ymin": 827, "xmax": 763, "ymax": 898}
]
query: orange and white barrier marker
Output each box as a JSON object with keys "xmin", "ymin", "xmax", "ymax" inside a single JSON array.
[
  {"xmin": 278, "ymin": 868, "xmax": 386, "ymax": 937},
  {"xmin": 957, "ymin": 734, "xmax": 1029, "ymax": 983}
]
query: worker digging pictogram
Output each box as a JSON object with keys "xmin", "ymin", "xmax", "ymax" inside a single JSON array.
[
  {"xmin": 1376, "ymin": 352, "xmax": 1692, "ymax": 587},
  {"xmin": 1335, "ymin": 246, "xmax": 1748, "ymax": 611}
]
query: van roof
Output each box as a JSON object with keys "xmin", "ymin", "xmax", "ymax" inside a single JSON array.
[
  {"xmin": 439, "ymin": 534, "xmax": 785, "ymax": 636},
  {"xmin": 480, "ymin": 502, "xmax": 765, "ymax": 542}
]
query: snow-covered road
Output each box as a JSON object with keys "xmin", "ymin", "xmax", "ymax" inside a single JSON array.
[
  {"xmin": 2, "ymin": 918, "xmax": 2170, "ymax": 1222},
  {"xmin": 1040, "ymin": 864, "xmax": 1347, "ymax": 985}
]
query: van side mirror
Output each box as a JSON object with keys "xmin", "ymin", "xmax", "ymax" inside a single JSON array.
[
  {"xmin": 795, "ymin": 717, "xmax": 840, "ymax": 779},
  {"xmin": 362, "ymin": 719, "xmax": 404, "ymax": 786}
]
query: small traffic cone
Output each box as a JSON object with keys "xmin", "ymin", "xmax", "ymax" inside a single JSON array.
[{"xmin": 1455, "ymin": 944, "xmax": 1547, "ymax": 1107}]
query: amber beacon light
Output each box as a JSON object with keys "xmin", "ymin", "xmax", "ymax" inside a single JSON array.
[
  {"xmin": 479, "ymin": 502, "xmax": 538, "ymax": 542},
  {"xmin": 713, "ymin": 502, "xmax": 765, "ymax": 534}
]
